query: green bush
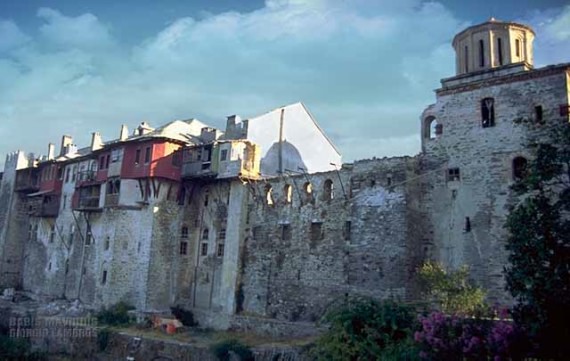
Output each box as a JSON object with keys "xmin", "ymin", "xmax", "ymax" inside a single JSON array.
[
  {"xmin": 0, "ymin": 334, "xmax": 47, "ymax": 361},
  {"xmin": 312, "ymin": 296, "xmax": 419, "ymax": 360},
  {"xmin": 96, "ymin": 301, "xmax": 135, "ymax": 326},
  {"xmin": 418, "ymin": 261, "xmax": 486, "ymax": 315},
  {"xmin": 210, "ymin": 338, "xmax": 254, "ymax": 361},
  {"xmin": 170, "ymin": 305, "xmax": 197, "ymax": 327}
]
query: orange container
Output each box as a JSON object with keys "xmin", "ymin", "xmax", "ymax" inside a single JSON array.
[{"xmin": 166, "ymin": 323, "xmax": 176, "ymax": 334}]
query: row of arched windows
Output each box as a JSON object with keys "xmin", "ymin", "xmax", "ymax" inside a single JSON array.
[{"xmin": 263, "ymin": 179, "xmax": 335, "ymax": 205}]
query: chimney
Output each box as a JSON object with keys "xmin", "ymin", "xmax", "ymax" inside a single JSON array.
[
  {"xmin": 120, "ymin": 124, "xmax": 129, "ymax": 141},
  {"xmin": 47, "ymin": 143, "xmax": 55, "ymax": 160},
  {"xmin": 136, "ymin": 122, "xmax": 154, "ymax": 136},
  {"xmin": 60, "ymin": 135, "xmax": 73, "ymax": 156},
  {"xmin": 91, "ymin": 132, "xmax": 103, "ymax": 151}
]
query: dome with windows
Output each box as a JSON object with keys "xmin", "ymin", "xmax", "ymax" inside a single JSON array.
[{"xmin": 452, "ymin": 18, "xmax": 535, "ymax": 75}]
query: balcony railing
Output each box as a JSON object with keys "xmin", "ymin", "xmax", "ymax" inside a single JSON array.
[
  {"xmin": 29, "ymin": 197, "xmax": 60, "ymax": 218},
  {"xmin": 74, "ymin": 195, "xmax": 101, "ymax": 211},
  {"xmin": 181, "ymin": 161, "xmax": 217, "ymax": 179},
  {"xmin": 76, "ymin": 170, "xmax": 97, "ymax": 184}
]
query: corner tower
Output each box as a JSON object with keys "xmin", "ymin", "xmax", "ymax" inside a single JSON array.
[
  {"xmin": 420, "ymin": 18, "xmax": 569, "ymax": 304},
  {"xmin": 453, "ymin": 18, "xmax": 535, "ymax": 75}
]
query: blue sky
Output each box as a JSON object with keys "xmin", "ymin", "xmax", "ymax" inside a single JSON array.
[{"xmin": 1, "ymin": 0, "xmax": 569, "ymax": 168}]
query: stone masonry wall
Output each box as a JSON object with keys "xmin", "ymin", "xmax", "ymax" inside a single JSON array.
[
  {"xmin": 238, "ymin": 156, "xmax": 424, "ymax": 322},
  {"xmin": 421, "ymin": 69, "xmax": 569, "ymax": 302}
]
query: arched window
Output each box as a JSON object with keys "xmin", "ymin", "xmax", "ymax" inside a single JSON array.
[
  {"xmin": 202, "ymin": 228, "xmax": 209, "ymax": 240},
  {"xmin": 479, "ymin": 39, "xmax": 485, "ymax": 67},
  {"xmin": 424, "ymin": 116, "xmax": 442, "ymax": 139},
  {"xmin": 284, "ymin": 184, "xmax": 292, "ymax": 204},
  {"xmin": 481, "ymin": 98, "xmax": 495, "ymax": 127},
  {"xmin": 497, "ymin": 38, "xmax": 503, "ymax": 65},
  {"xmin": 303, "ymin": 182, "xmax": 312, "ymax": 195},
  {"xmin": 513, "ymin": 157, "xmax": 528, "ymax": 180},
  {"xmin": 464, "ymin": 46, "xmax": 469, "ymax": 72},
  {"xmin": 181, "ymin": 226, "xmax": 189, "ymax": 239},
  {"xmin": 323, "ymin": 179, "xmax": 334, "ymax": 201},
  {"xmin": 265, "ymin": 184, "xmax": 274, "ymax": 206}
]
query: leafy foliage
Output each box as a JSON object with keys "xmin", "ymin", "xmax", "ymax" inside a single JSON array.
[
  {"xmin": 0, "ymin": 328, "xmax": 47, "ymax": 361},
  {"xmin": 312, "ymin": 296, "xmax": 419, "ymax": 360},
  {"xmin": 414, "ymin": 308, "xmax": 518, "ymax": 361},
  {"xmin": 505, "ymin": 125, "xmax": 570, "ymax": 358},
  {"xmin": 96, "ymin": 301, "xmax": 135, "ymax": 326},
  {"xmin": 210, "ymin": 338, "xmax": 254, "ymax": 361},
  {"xmin": 418, "ymin": 261, "xmax": 486, "ymax": 315}
]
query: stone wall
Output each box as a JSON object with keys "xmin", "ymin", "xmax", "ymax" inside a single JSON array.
[
  {"xmin": 0, "ymin": 152, "xmax": 30, "ymax": 288},
  {"xmin": 238, "ymin": 156, "xmax": 424, "ymax": 322},
  {"xmin": 420, "ymin": 67, "xmax": 569, "ymax": 302}
]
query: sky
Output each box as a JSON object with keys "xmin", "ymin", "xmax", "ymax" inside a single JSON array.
[{"xmin": 0, "ymin": 0, "xmax": 569, "ymax": 169}]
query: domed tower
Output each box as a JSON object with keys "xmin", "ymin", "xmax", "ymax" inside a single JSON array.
[{"xmin": 452, "ymin": 18, "xmax": 535, "ymax": 75}]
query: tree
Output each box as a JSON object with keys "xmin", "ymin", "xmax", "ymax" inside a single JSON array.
[
  {"xmin": 504, "ymin": 125, "xmax": 570, "ymax": 359},
  {"xmin": 418, "ymin": 261, "xmax": 486, "ymax": 315},
  {"xmin": 312, "ymin": 296, "xmax": 419, "ymax": 361}
]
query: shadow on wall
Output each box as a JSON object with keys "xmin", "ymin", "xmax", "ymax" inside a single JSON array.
[{"xmin": 260, "ymin": 140, "xmax": 307, "ymax": 175}]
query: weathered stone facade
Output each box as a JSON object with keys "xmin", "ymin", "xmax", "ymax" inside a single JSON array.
[{"xmin": 0, "ymin": 19, "xmax": 569, "ymax": 332}]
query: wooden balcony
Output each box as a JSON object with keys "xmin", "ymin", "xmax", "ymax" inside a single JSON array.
[
  {"xmin": 28, "ymin": 194, "xmax": 60, "ymax": 218},
  {"xmin": 15, "ymin": 169, "xmax": 40, "ymax": 193}
]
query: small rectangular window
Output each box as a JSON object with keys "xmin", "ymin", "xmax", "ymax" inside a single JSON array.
[
  {"xmin": 144, "ymin": 147, "xmax": 151, "ymax": 164},
  {"xmin": 310, "ymin": 222, "xmax": 323, "ymax": 241},
  {"xmin": 100, "ymin": 156, "xmax": 106, "ymax": 170},
  {"xmin": 447, "ymin": 168, "xmax": 461, "ymax": 182},
  {"xmin": 535, "ymin": 105, "xmax": 543, "ymax": 123},
  {"xmin": 344, "ymin": 221, "xmax": 351, "ymax": 241},
  {"xmin": 201, "ymin": 243, "xmax": 208, "ymax": 256},
  {"xmin": 111, "ymin": 149, "xmax": 120, "ymax": 163},
  {"xmin": 135, "ymin": 149, "xmax": 141, "ymax": 164},
  {"xmin": 105, "ymin": 155, "xmax": 110, "ymax": 169},
  {"xmin": 281, "ymin": 224, "xmax": 291, "ymax": 240},
  {"xmin": 481, "ymin": 98, "xmax": 495, "ymax": 128},
  {"xmin": 217, "ymin": 243, "xmax": 225, "ymax": 257},
  {"xmin": 180, "ymin": 241, "xmax": 188, "ymax": 255},
  {"xmin": 219, "ymin": 228, "xmax": 226, "ymax": 240},
  {"xmin": 220, "ymin": 149, "xmax": 228, "ymax": 161},
  {"xmin": 102, "ymin": 270, "xmax": 107, "ymax": 285},
  {"xmin": 49, "ymin": 225, "xmax": 56, "ymax": 243}
]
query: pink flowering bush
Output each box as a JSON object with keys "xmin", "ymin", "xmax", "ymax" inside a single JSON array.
[{"xmin": 414, "ymin": 308, "xmax": 517, "ymax": 361}]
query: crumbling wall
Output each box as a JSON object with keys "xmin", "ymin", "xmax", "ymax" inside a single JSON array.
[{"xmin": 238, "ymin": 156, "xmax": 424, "ymax": 322}]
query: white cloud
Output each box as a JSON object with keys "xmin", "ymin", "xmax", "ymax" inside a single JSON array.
[
  {"xmin": 0, "ymin": 20, "xmax": 30, "ymax": 52},
  {"xmin": 0, "ymin": 1, "xmax": 568, "ymax": 170},
  {"xmin": 37, "ymin": 7, "xmax": 115, "ymax": 50},
  {"xmin": 545, "ymin": 5, "xmax": 570, "ymax": 41}
]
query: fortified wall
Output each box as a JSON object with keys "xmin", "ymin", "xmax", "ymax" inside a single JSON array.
[{"xmin": 0, "ymin": 19, "xmax": 569, "ymax": 332}]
